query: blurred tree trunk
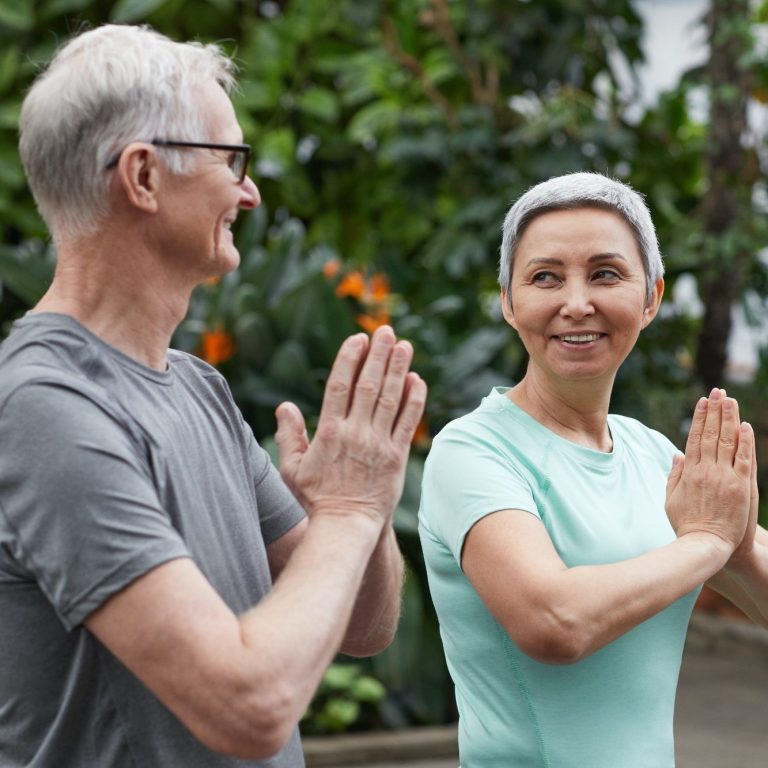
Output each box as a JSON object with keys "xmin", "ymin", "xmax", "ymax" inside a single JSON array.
[{"xmin": 695, "ymin": 0, "xmax": 756, "ymax": 390}]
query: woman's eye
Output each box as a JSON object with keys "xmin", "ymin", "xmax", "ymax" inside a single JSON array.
[
  {"xmin": 592, "ymin": 269, "xmax": 621, "ymax": 282},
  {"xmin": 532, "ymin": 271, "xmax": 557, "ymax": 284}
]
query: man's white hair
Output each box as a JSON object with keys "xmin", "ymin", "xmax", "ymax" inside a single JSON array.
[
  {"xmin": 499, "ymin": 172, "xmax": 664, "ymax": 305},
  {"xmin": 18, "ymin": 24, "xmax": 237, "ymax": 240}
]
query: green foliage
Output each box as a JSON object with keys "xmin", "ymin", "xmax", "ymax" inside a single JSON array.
[
  {"xmin": 177, "ymin": 206, "xmax": 359, "ymax": 436},
  {"xmin": 301, "ymin": 663, "xmax": 387, "ymax": 735}
]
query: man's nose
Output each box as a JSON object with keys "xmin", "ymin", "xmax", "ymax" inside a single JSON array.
[{"xmin": 238, "ymin": 174, "xmax": 261, "ymax": 209}]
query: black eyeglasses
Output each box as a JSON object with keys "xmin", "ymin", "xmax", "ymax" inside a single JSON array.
[{"xmin": 105, "ymin": 139, "xmax": 252, "ymax": 184}]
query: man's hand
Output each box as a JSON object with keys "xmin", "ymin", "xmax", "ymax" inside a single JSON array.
[
  {"xmin": 665, "ymin": 388, "xmax": 753, "ymax": 555},
  {"xmin": 274, "ymin": 326, "xmax": 427, "ymax": 527}
]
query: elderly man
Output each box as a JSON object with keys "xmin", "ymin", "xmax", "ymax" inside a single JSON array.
[{"xmin": 0, "ymin": 24, "xmax": 426, "ymax": 768}]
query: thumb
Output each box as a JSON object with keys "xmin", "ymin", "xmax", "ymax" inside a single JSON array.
[
  {"xmin": 275, "ymin": 402, "xmax": 309, "ymax": 474},
  {"xmin": 666, "ymin": 452, "xmax": 684, "ymax": 498}
]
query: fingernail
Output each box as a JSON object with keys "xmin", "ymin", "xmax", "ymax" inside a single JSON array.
[
  {"xmin": 723, "ymin": 397, "xmax": 733, "ymax": 411},
  {"xmin": 741, "ymin": 422, "xmax": 751, "ymax": 434},
  {"xmin": 697, "ymin": 397, "xmax": 708, "ymax": 410},
  {"xmin": 710, "ymin": 389, "xmax": 721, "ymax": 401}
]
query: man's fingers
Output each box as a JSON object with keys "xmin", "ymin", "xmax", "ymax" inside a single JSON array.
[
  {"xmin": 347, "ymin": 326, "xmax": 396, "ymax": 423},
  {"xmin": 274, "ymin": 401, "xmax": 309, "ymax": 475},
  {"xmin": 391, "ymin": 373, "xmax": 427, "ymax": 448},
  {"xmin": 371, "ymin": 340, "xmax": 414, "ymax": 434},
  {"xmin": 316, "ymin": 333, "xmax": 369, "ymax": 425}
]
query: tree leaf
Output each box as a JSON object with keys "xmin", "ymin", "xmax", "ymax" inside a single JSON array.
[{"xmin": 109, "ymin": 0, "xmax": 169, "ymax": 23}]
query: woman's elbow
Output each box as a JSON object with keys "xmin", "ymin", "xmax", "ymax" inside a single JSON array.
[
  {"xmin": 508, "ymin": 611, "xmax": 589, "ymax": 665},
  {"xmin": 340, "ymin": 623, "xmax": 398, "ymax": 658}
]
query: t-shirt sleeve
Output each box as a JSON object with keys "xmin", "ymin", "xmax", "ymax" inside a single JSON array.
[
  {"xmin": 0, "ymin": 381, "xmax": 190, "ymax": 631},
  {"xmin": 421, "ymin": 423, "xmax": 540, "ymax": 565},
  {"xmin": 248, "ymin": 437, "xmax": 306, "ymax": 545}
]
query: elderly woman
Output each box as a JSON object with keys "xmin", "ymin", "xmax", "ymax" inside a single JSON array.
[{"xmin": 418, "ymin": 172, "xmax": 768, "ymax": 768}]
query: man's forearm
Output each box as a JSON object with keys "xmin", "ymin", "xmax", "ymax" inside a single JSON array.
[
  {"xmin": 234, "ymin": 513, "xmax": 386, "ymax": 746},
  {"xmin": 339, "ymin": 525, "xmax": 404, "ymax": 656}
]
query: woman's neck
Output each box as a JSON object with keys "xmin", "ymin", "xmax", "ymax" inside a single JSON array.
[{"xmin": 508, "ymin": 370, "xmax": 614, "ymax": 452}]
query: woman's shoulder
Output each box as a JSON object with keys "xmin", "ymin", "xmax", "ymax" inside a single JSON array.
[
  {"xmin": 608, "ymin": 412, "xmax": 679, "ymax": 460},
  {"xmin": 428, "ymin": 387, "xmax": 552, "ymax": 473}
]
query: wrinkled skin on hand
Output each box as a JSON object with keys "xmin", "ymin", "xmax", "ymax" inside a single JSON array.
[
  {"xmin": 274, "ymin": 326, "xmax": 427, "ymax": 527},
  {"xmin": 665, "ymin": 388, "xmax": 754, "ymax": 554}
]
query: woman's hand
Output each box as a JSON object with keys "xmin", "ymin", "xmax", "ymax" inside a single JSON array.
[
  {"xmin": 727, "ymin": 422, "xmax": 759, "ymax": 573},
  {"xmin": 665, "ymin": 389, "xmax": 753, "ymax": 555}
]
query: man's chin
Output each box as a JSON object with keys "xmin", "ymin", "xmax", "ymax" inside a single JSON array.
[{"xmin": 215, "ymin": 247, "xmax": 242, "ymax": 274}]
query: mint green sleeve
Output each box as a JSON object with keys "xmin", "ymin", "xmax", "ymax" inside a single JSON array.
[{"xmin": 421, "ymin": 423, "xmax": 540, "ymax": 566}]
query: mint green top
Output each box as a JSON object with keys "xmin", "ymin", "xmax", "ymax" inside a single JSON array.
[{"xmin": 419, "ymin": 387, "xmax": 699, "ymax": 768}]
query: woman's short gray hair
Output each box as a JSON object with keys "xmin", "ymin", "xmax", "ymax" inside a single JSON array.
[
  {"xmin": 499, "ymin": 172, "xmax": 663, "ymax": 304},
  {"xmin": 18, "ymin": 24, "xmax": 237, "ymax": 240}
]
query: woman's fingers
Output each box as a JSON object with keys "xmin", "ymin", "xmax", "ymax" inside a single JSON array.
[
  {"xmin": 716, "ymin": 396, "xmax": 740, "ymax": 465},
  {"xmin": 683, "ymin": 396, "xmax": 708, "ymax": 464},
  {"xmin": 733, "ymin": 421, "xmax": 754, "ymax": 480},
  {"xmin": 698, "ymin": 388, "xmax": 723, "ymax": 462},
  {"xmin": 665, "ymin": 453, "xmax": 685, "ymax": 509}
]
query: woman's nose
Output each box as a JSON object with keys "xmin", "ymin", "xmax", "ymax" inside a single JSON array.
[{"xmin": 559, "ymin": 283, "xmax": 596, "ymax": 319}]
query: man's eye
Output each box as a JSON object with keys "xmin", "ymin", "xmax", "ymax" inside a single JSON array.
[{"xmin": 226, "ymin": 153, "xmax": 237, "ymax": 170}]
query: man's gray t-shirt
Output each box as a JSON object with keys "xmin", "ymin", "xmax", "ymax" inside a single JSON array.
[{"xmin": 0, "ymin": 312, "xmax": 307, "ymax": 767}]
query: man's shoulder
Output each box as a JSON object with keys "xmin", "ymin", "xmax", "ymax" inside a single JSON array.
[
  {"xmin": 0, "ymin": 316, "xmax": 145, "ymax": 444},
  {"xmin": 167, "ymin": 347, "xmax": 225, "ymax": 381},
  {"xmin": 0, "ymin": 314, "xmax": 103, "ymax": 403}
]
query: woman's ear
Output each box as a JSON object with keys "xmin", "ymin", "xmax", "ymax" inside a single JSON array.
[
  {"xmin": 500, "ymin": 288, "xmax": 517, "ymax": 330},
  {"xmin": 114, "ymin": 143, "xmax": 161, "ymax": 215},
  {"xmin": 641, "ymin": 277, "xmax": 665, "ymax": 329}
]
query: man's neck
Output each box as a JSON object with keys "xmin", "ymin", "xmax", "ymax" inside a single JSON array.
[{"xmin": 34, "ymin": 237, "xmax": 194, "ymax": 371}]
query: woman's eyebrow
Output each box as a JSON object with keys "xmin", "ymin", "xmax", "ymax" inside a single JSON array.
[
  {"xmin": 588, "ymin": 252, "xmax": 628, "ymax": 263},
  {"xmin": 524, "ymin": 252, "xmax": 628, "ymax": 267}
]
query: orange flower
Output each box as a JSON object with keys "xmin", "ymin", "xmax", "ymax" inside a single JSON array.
[
  {"xmin": 200, "ymin": 326, "xmax": 236, "ymax": 366},
  {"xmin": 356, "ymin": 310, "xmax": 390, "ymax": 335},
  {"xmin": 335, "ymin": 271, "xmax": 366, "ymax": 299},
  {"xmin": 368, "ymin": 273, "xmax": 390, "ymax": 302},
  {"xmin": 322, "ymin": 258, "xmax": 341, "ymax": 279},
  {"xmin": 412, "ymin": 416, "xmax": 430, "ymax": 447}
]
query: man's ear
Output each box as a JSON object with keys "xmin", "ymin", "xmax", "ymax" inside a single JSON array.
[
  {"xmin": 114, "ymin": 143, "xmax": 161, "ymax": 214},
  {"xmin": 641, "ymin": 277, "xmax": 665, "ymax": 329},
  {"xmin": 500, "ymin": 288, "xmax": 517, "ymax": 330}
]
